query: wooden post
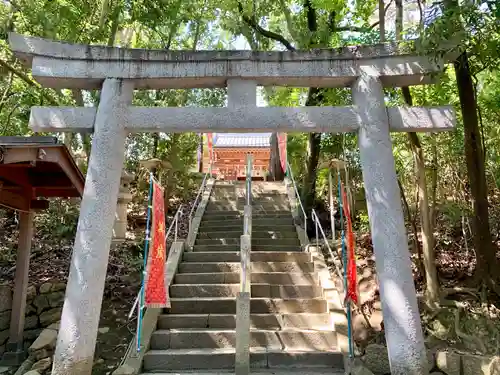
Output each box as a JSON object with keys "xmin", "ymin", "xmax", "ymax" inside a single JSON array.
[{"xmin": 3, "ymin": 211, "xmax": 34, "ymax": 364}]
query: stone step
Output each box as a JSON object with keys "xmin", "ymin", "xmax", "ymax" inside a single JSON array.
[
  {"xmin": 143, "ymin": 348, "xmax": 344, "ymax": 371},
  {"xmin": 170, "ymin": 284, "xmax": 323, "ymax": 298},
  {"xmin": 174, "ymin": 272, "xmax": 318, "ymax": 285},
  {"xmin": 202, "ymin": 211, "xmax": 292, "ymax": 220},
  {"xmin": 199, "ymin": 220, "xmax": 293, "ymax": 229},
  {"xmin": 191, "ymin": 244, "xmax": 302, "ymax": 252},
  {"xmin": 182, "ymin": 251, "xmax": 312, "ymax": 263},
  {"xmin": 206, "ymin": 203, "xmax": 291, "ymax": 211},
  {"xmin": 195, "ymin": 238, "xmax": 300, "ymax": 246},
  {"xmin": 196, "ymin": 231, "xmax": 298, "ymax": 239},
  {"xmin": 157, "ymin": 313, "xmax": 336, "ymax": 330},
  {"xmin": 150, "ymin": 328, "xmax": 338, "ymax": 351},
  {"xmin": 168, "ymin": 298, "xmax": 328, "ymax": 314},
  {"xmin": 141, "ymin": 369, "xmax": 345, "ymax": 375},
  {"xmin": 178, "ymin": 262, "xmax": 314, "ymax": 273}
]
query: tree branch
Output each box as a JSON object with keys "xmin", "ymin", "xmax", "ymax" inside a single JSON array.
[
  {"xmin": 237, "ymin": 2, "xmax": 296, "ymax": 51},
  {"xmin": 278, "ymin": 0, "xmax": 299, "ymax": 43},
  {"xmin": 0, "ymin": 59, "xmax": 59, "ymax": 105},
  {"xmin": 336, "ymin": 1, "xmax": 392, "ymax": 34}
]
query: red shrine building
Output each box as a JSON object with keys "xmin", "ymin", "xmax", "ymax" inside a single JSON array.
[{"xmin": 202, "ymin": 133, "xmax": 271, "ymax": 180}]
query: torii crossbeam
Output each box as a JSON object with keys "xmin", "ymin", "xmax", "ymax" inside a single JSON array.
[{"xmin": 9, "ymin": 32, "xmax": 455, "ymax": 375}]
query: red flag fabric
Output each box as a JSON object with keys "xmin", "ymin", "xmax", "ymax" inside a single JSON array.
[
  {"xmin": 145, "ymin": 181, "xmax": 168, "ymax": 308},
  {"xmin": 277, "ymin": 133, "xmax": 287, "ymax": 173},
  {"xmin": 341, "ymin": 183, "xmax": 358, "ymax": 305}
]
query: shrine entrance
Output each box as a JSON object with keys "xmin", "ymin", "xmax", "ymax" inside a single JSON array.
[
  {"xmin": 203, "ymin": 133, "xmax": 271, "ymax": 180},
  {"xmin": 8, "ymin": 32, "xmax": 456, "ymax": 375}
]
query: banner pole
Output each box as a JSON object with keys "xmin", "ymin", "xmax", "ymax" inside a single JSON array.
[{"xmin": 137, "ymin": 172, "xmax": 154, "ymax": 352}]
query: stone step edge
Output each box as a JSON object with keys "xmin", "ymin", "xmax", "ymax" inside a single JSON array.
[
  {"xmin": 172, "ymin": 283, "xmax": 318, "ymax": 286},
  {"xmin": 174, "ymin": 272, "xmax": 318, "ymax": 277},
  {"xmin": 169, "ymin": 297, "xmax": 324, "ymax": 301},
  {"xmin": 145, "ymin": 348, "xmax": 342, "ymax": 355},
  {"xmin": 154, "ymin": 328, "xmax": 336, "ymax": 333}
]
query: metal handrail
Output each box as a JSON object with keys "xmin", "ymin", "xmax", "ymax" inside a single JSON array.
[
  {"xmin": 286, "ymin": 162, "xmax": 307, "ymax": 238},
  {"xmin": 128, "ymin": 204, "xmax": 183, "ymax": 319},
  {"xmin": 189, "ymin": 171, "xmax": 210, "ymax": 232},
  {"xmin": 311, "ymin": 209, "xmax": 344, "ymax": 291},
  {"xmin": 166, "ymin": 204, "xmax": 183, "ymax": 242}
]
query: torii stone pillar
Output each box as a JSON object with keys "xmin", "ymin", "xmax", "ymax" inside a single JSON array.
[
  {"xmin": 352, "ymin": 72, "xmax": 427, "ymax": 373},
  {"xmin": 52, "ymin": 79, "xmax": 133, "ymax": 375},
  {"xmin": 8, "ymin": 32, "xmax": 457, "ymax": 375}
]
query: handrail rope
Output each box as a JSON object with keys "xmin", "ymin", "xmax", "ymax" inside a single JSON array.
[
  {"xmin": 311, "ymin": 209, "xmax": 344, "ymax": 288},
  {"xmin": 286, "ymin": 162, "xmax": 307, "ymax": 239}
]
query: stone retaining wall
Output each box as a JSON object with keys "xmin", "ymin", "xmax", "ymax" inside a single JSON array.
[
  {"xmin": 0, "ymin": 281, "xmax": 66, "ymax": 356},
  {"xmin": 362, "ymin": 343, "xmax": 500, "ymax": 375}
]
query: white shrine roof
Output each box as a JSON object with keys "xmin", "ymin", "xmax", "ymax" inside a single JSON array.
[{"xmin": 213, "ymin": 133, "xmax": 271, "ymax": 148}]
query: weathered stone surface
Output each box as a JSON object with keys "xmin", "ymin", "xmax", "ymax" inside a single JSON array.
[
  {"xmin": 39, "ymin": 283, "xmax": 52, "ymax": 294},
  {"xmin": 24, "ymin": 370, "xmax": 41, "ymax": 375},
  {"xmin": 31, "ymin": 357, "xmax": 52, "ymax": 372},
  {"xmin": 47, "ymin": 322, "xmax": 60, "ymax": 331},
  {"xmin": 26, "ymin": 286, "xmax": 36, "ymax": 300},
  {"xmin": 29, "ymin": 328, "xmax": 57, "ymax": 352},
  {"xmin": 112, "ymin": 364, "xmax": 135, "ymax": 375},
  {"xmin": 24, "ymin": 329, "xmax": 43, "ymax": 341},
  {"xmin": 0, "ymin": 365, "xmax": 9, "ymax": 374},
  {"xmin": 39, "ymin": 308, "xmax": 61, "ymax": 326},
  {"xmin": 26, "ymin": 304, "xmax": 37, "ymax": 315},
  {"xmin": 363, "ymin": 344, "xmax": 390, "ymax": 374},
  {"xmin": 33, "ymin": 295, "xmax": 49, "ymax": 314},
  {"xmin": 489, "ymin": 356, "xmax": 500, "ymax": 375},
  {"xmin": 47, "ymin": 292, "xmax": 64, "ymax": 308},
  {"xmin": 0, "ymin": 286, "xmax": 12, "ymax": 313},
  {"xmin": 51, "ymin": 283, "xmax": 66, "ymax": 292},
  {"xmin": 0, "ymin": 329, "xmax": 9, "ymax": 345},
  {"xmin": 24, "ymin": 315, "xmax": 39, "ymax": 330},
  {"xmin": 435, "ymin": 350, "xmax": 460, "ymax": 375},
  {"xmin": 350, "ymin": 358, "xmax": 375, "ymax": 375},
  {"xmin": 98, "ymin": 327, "xmax": 110, "ymax": 334},
  {"xmin": 0, "ymin": 311, "xmax": 10, "ymax": 331},
  {"xmin": 462, "ymin": 354, "xmax": 491, "ymax": 375}
]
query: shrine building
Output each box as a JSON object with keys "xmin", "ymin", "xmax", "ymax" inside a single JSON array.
[{"xmin": 203, "ymin": 133, "xmax": 271, "ymax": 180}]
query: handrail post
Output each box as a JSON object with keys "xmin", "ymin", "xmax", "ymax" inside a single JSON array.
[{"xmin": 236, "ymin": 154, "xmax": 252, "ymax": 375}]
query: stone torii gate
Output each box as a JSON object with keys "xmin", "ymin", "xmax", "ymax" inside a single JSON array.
[{"xmin": 9, "ymin": 33, "xmax": 455, "ymax": 375}]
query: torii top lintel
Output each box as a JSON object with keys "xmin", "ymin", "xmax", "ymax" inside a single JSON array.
[{"xmin": 8, "ymin": 33, "xmax": 446, "ymax": 90}]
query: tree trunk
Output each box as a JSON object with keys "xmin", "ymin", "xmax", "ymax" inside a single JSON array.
[
  {"xmin": 454, "ymin": 52, "xmax": 497, "ymax": 289},
  {"xmin": 268, "ymin": 133, "xmax": 285, "ymax": 181},
  {"xmin": 396, "ymin": 0, "xmax": 439, "ymax": 306},
  {"xmin": 300, "ymin": 87, "xmax": 324, "ymax": 212},
  {"xmin": 301, "ymin": 132, "xmax": 321, "ymax": 212},
  {"xmin": 408, "ymin": 129, "xmax": 440, "ymax": 306},
  {"xmin": 379, "ymin": 0, "xmax": 386, "ymax": 42},
  {"xmin": 198, "ymin": 133, "xmax": 204, "ymax": 173}
]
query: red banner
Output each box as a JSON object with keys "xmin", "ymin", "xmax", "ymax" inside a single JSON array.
[
  {"xmin": 145, "ymin": 181, "xmax": 168, "ymax": 308},
  {"xmin": 341, "ymin": 183, "xmax": 358, "ymax": 305},
  {"xmin": 277, "ymin": 133, "xmax": 287, "ymax": 173}
]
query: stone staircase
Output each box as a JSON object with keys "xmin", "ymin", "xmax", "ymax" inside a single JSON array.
[{"xmin": 142, "ymin": 181, "xmax": 345, "ymax": 373}]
